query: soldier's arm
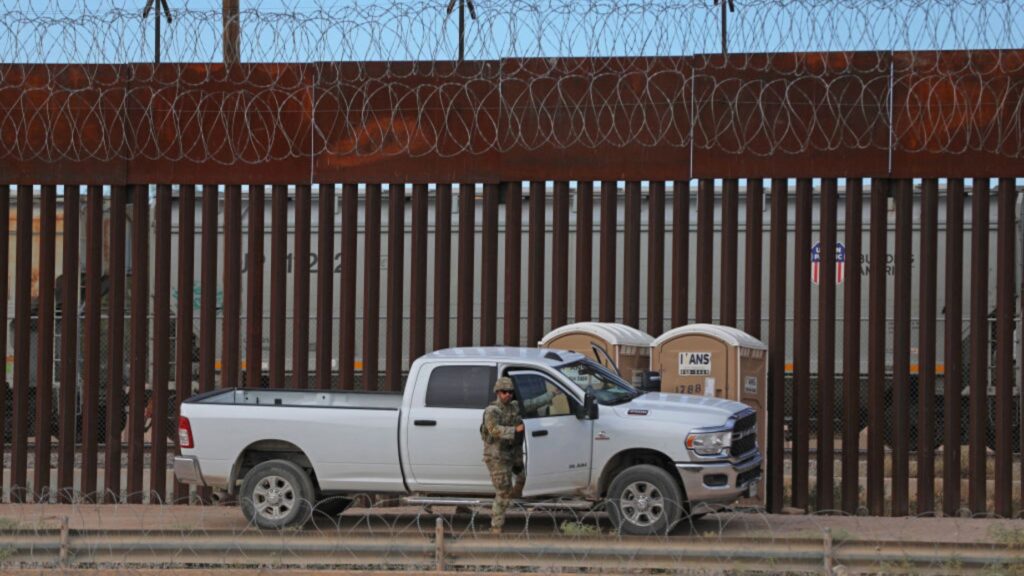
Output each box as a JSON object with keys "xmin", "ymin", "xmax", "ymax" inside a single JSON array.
[
  {"xmin": 483, "ymin": 407, "xmax": 517, "ymax": 441},
  {"xmin": 521, "ymin": 391, "xmax": 555, "ymax": 413}
]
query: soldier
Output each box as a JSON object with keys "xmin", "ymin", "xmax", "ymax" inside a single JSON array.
[{"xmin": 480, "ymin": 377, "xmax": 553, "ymax": 534}]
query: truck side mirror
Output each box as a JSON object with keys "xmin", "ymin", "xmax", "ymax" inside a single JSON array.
[
  {"xmin": 639, "ymin": 371, "xmax": 661, "ymax": 393},
  {"xmin": 579, "ymin": 390, "xmax": 599, "ymax": 420}
]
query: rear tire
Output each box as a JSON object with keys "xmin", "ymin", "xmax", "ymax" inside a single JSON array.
[
  {"xmin": 606, "ymin": 464, "xmax": 684, "ymax": 536},
  {"xmin": 240, "ymin": 459, "xmax": 314, "ymax": 529}
]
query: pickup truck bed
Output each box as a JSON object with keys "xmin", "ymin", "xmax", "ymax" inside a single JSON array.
[{"xmin": 194, "ymin": 388, "xmax": 403, "ymax": 410}]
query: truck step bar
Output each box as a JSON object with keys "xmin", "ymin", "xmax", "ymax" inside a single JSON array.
[{"xmin": 403, "ymin": 496, "xmax": 595, "ymax": 510}]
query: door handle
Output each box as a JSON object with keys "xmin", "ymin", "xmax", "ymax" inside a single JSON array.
[
  {"xmin": 414, "ymin": 419, "xmax": 437, "ymax": 426},
  {"xmin": 531, "ymin": 430, "xmax": 548, "ymax": 437}
]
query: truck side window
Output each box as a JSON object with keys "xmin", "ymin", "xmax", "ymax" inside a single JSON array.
[
  {"xmin": 424, "ymin": 365, "xmax": 496, "ymax": 409},
  {"xmin": 510, "ymin": 373, "xmax": 576, "ymax": 418}
]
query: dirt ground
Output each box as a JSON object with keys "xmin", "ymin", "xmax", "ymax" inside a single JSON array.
[{"xmin": 1, "ymin": 501, "xmax": 1022, "ymax": 546}]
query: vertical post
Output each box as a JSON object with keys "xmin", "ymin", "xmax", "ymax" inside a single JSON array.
[
  {"xmin": 106, "ymin": 186, "xmax": 127, "ymax": 504},
  {"xmin": 892, "ymin": 179, "xmax": 912, "ymax": 516},
  {"xmin": 842, "ymin": 179, "xmax": 863, "ymax": 514},
  {"xmin": 551, "ymin": 182, "xmax": 569, "ymax": 330},
  {"xmin": 969, "ymin": 177, "xmax": 989, "ymax": 515},
  {"xmin": 575, "ymin": 181, "xmax": 594, "ymax": 323},
  {"xmin": 174, "ymin": 184, "xmax": 195, "ymax": 503},
  {"xmin": 363, "ymin": 184, "xmax": 381, "ymax": 390},
  {"xmin": 995, "ymin": 178, "xmax": 1015, "ymax": 517},
  {"xmin": 917, "ymin": 178, "xmax": 938, "ymax": 515},
  {"xmin": 480, "ymin": 184, "xmax": 499, "ymax": 344},
  {"xmin": 11, "ymin": 185, "xmax": 32, "ymax": 503},
  {"xmin": 458, "ymin": 0, "xmax": 465, "ymax": 62},
  {"xmin": 339, "ymin": 184, "xmax": 358, "ymax": 388},
  {"xmin": 504, "ymin": 182, "xmax": 523, "ymax": 345},
  {"xmin": 0, "ymin": 186, "xmax": 7, "ymax": 493},
  {"xmin": 34, "ymin": 185, "xmax": 56, "ymax": 503},
  {"xmin": 410, "ymin": 184, "xmax": 428, "ymax": 362},
  {"xmin": 246, "ymin": 185, "xmax": 264, "ymax": 390},
  {"xmin": 385, "ymin": 184, "xmax": 405, "ymax": 391},
  {"xmin": 154, "ymin": 0, "xmax": 162, "ymax": 64},
  {"xmin": 82, "ymin": 185, "xmax": 102, "ymax": 501},
  {"xmin": 199, "ymin": 185, "xmax": 218, "ymax": 398},
  {"xmin": 57, "ymin": 186, "xmax": 79, "ymax": 503},
  {"xmin": 695, "ymin": 179, "xmax": 714, "ymax": 323},
  {"xmin": 647, "ymin": 181, "xmax": 665, "ymax": 336},
  {"xmin": 743, "ymin": 179, "xmax": 763, "ymax": 338},
  {"xmin": 720, "ymin": 0, "xmax": 728, "ymax": 56},
  {"xmin": 269, "ymin": 185, "xmax": 287, "ymax": 389},
  {"xmin": 196, "ymin": 183, "xmax": 215, "ymax": 499},
  {"xmin": 944, "ymin": 178, "xmax": 965, "ymax": 517},
  {"xmin": 767, "ymin": 178, "xmax": 788, "ymax": 513},
  {"xmin": 316, "ymin": 183, "xmax": 335, "ymax": 391},
  {"xmin": 151, "ymin": 185, "xmax": 172, "ymax": 504},
  {"xmin": 622, "ymin": 181, "xmax": 641, "ymax": 328},
  {"xmin": 720, "ymin": 178, "xmax": 738, "ymax": 327},
  {"xmin": 223, "ymin": 0, "xmax": 240, "ymax": 65},
  {"xmin": 672, "ymin": 180, "xmax": 691, "ymax": 327},
  {"xmin": 222, "ymin": 185, "xmax": 241, "ymax": 389},
  {"xmin": 292, "ymin": 184, "xmax": 311, "ymax": 389},
  {"xmin": 457, "ymin": 183, "xmax": 475, "ymax": 346},
  {"xmin": 793, "ymin": 178, "xmax": 811, "ymax": 511},
  {"xmin": 868, "ymin": 178, "xmax": 889, "ymax": 516},
  {"xmin": 433, "ymin": 184, "xmax": 452, "ymax": 350},
  {"xmin": 528, "ymin": 181, "xmax": 546, "ymax": 344},
  {"xmin": 129, "ymin": 185, "xmax": 150, "ymax": 503},
  {"xmin": 817, "ymin": 177, "xmax": 837, "ymax": 513},
  {"xmin": 599, "ymin": 181, "xmax": 617, "ymax": 322}
]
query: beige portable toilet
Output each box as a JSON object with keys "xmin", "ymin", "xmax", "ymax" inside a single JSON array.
[
  {"xmin": 539, "ymin": 322, "xmax": 654, "ymax": 388},
  {"xmin": 651, "ymin": 323, "xmax": 768, "ymax": 491}
]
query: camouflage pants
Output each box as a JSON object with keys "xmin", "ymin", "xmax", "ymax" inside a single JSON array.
[{"xmin": 485, "ymin": 456, "xmax": 525, "ymax": 529}]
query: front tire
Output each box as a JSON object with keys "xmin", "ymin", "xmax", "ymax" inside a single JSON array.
[
  {"xmin": 606, "ymin": 464, "xmax": 684, "ymax": 535},
  {"xmin": 240, "ymin": 460, "xmax": 314, "ymax": 529}
]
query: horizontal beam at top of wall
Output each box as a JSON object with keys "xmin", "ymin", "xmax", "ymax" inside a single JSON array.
[{"xmin": 1, "ymin": 52, "xmax": 1022, "ymax": 184}]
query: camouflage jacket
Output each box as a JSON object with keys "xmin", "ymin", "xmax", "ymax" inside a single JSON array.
[
  {"xmin": 481, "ymin": 400, "xmax": 522, "ymax": 462},
  {"xmin": 481, "ymin": 392, "xmax": 554, "ymax": 462}
]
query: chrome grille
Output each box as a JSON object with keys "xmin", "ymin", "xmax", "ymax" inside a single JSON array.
[{"xmin": 730, "ymin": 411, "xmax": 757, "ymax": 457}]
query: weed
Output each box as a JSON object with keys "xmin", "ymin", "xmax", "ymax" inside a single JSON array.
[
  {"xmin": 558, "ymin": 520, "xmax": 602, "ymax": 536},
  {"xmin": 989, "ymin": 525, "xmax": 1024, "ymax": 548},
  {"xmin": 0, "ymin": 518, "xmax": 21, "ymax": 531}
]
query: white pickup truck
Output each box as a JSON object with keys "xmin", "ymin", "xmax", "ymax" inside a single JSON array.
[{"xmin": 174, "ymin": 347, "xmax": 761, "ymax": 535}]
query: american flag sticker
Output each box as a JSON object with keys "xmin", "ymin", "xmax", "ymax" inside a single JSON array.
[{"xmin": 811, "ymin": 241, "xmax": 846, "ymax": 285}]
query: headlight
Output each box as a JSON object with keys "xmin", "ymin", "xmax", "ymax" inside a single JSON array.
[{"xmin": 685, "ymin": 430, "xmax": 731, "ymax": 457}]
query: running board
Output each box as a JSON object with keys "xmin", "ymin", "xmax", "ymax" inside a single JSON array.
[{"xmin": 403, "ymin": 496, "xmax": 595, "ymax": 510}]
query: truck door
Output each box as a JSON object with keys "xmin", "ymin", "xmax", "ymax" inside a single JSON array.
[
  {"xmin": 404, "ymin": 363, "xmax": 496, "ymax": 492},
  {"xmin": 508, "ymin": 369, "xmax": 593, "ymax": 497}
]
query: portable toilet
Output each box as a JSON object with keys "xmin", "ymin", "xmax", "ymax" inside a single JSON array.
[
  {"xmin": 650, "ymin": 323, "xmax": 768, "ymax": 490},
  {"xmin": 539, "ymin": 322, "xmax": 655, "ymax": 388}
]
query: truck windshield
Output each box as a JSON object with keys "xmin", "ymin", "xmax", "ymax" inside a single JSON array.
[{"xmin": 556, "ymin": 359, "xmax": 641, "ymax": 406}]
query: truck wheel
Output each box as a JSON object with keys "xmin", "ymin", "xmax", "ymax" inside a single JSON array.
[
  {"xmin": 240, "ymin": 460, "xmax": 315, "ymax": 529},
  {"xmin": 606, "ymin": 464, "xmax": 684, "ymax": 536}
]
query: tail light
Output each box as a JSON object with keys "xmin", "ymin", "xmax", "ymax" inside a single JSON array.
[{"xmin": 178, "ymin": 416, "xmax": 194, "ymax": 449}]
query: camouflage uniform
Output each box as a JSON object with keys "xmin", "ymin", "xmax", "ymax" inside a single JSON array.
[{"xmin": 481, "ymin": 378, "xmax": 553, "ymax": 532}]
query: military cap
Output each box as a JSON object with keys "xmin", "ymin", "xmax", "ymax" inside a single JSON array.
[{"xmin": 493, "ymin": 377, "xmax": 515, "ymax": 393}]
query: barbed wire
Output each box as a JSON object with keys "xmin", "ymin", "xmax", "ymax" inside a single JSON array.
[
  {"xmin": 0, "ymin": 1, "xmax": 1022, "ymax": 164},
  {"xmin": 2, "ymin": 1, "xmax": 1023, "ymax": 63},
  {"xmin": 1, "ymin": 495, "xmax": 1023, "ymax": 573}
]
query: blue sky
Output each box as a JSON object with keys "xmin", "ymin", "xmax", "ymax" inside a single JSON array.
[{"xmin": 2, "ymin": 1, "xmax": 1023, "ymax": 63}]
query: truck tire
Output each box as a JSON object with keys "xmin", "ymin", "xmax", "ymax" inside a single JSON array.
[
  {"xmin": 606, "ymin": 464, "xmax": 684, "ymax": 536},
  {"xmin": 240, "ymin": 459, "xmax": 315, "ymax": 529}
]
